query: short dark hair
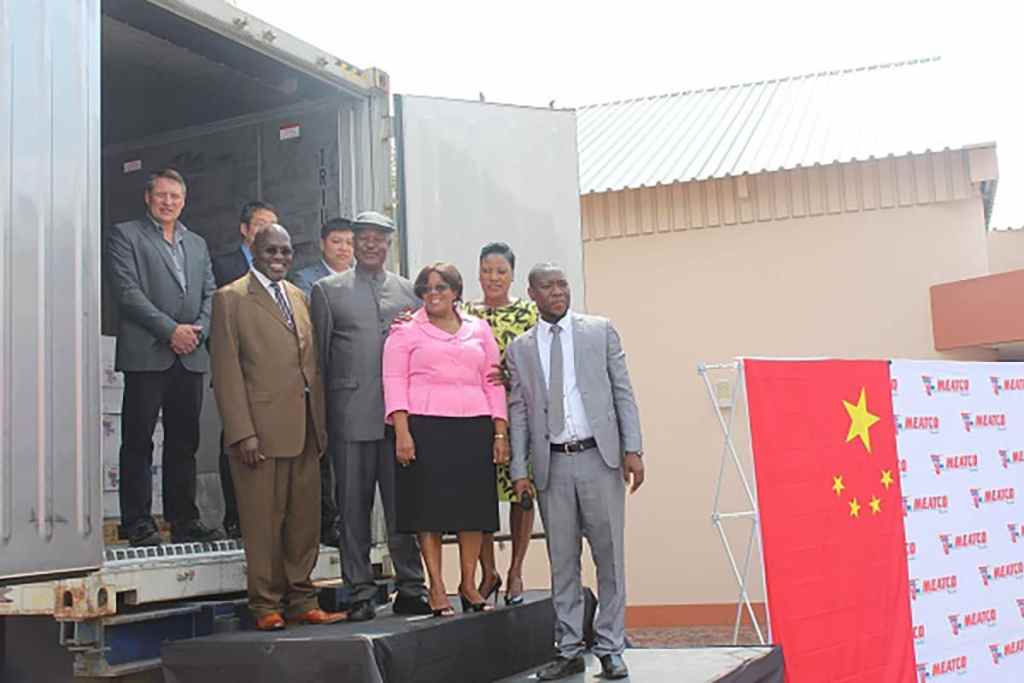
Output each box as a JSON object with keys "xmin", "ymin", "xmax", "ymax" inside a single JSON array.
[
  {"xmin": 239, "ymin": 200, "xmax": 277, "ymax": 225},
  {"xmin": 414, "ymin": 262, "xmax": 464, "ymax": 301},
  {"xmin": 527, "ymin": 262, "xmax": 564, "ymax": 287},
  {"xmin": 321, "ymin": 217, "xmax": 354, "ymax": 240},
  {"xmin": 479, "ymin": 242, "xmax": 516, "ymax": 270},
  {"xmin": 145, "ymin": 168, "xmax": 187, "ymax": 195}
]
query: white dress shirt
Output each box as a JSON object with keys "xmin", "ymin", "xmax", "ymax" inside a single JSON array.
[
  {"xmin": 321, "ymin": 259, "xmax": 347, "ymax": 276},
  {"xmin": 537, "ymin": 312, "xmax": 594, "ymax": 443},
  {"xmin": 250, "ymin": 266, "xmax": 294, "ymax": 320}
]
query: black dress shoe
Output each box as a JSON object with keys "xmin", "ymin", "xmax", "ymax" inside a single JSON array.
[
  {"xmin": 128, "ymin": 520, "xmax": 163, "ymax": 547},
  {"xmin": 171, "ymin": 520, "xmax": 226, "ymax": 544},
  {"xmin": 392, "ymin": 594, "xmax": 433, "ymax": 616},
  {"xmin": 599, "ymin": 654, "xmax": 629, "ymax": 679},
  {"xmin": 346, "ymin": 600, "xmax": 376, "ymax": 622},
  {"xmin": 537, "ymin": 656, "xmax": 586, "ymax": 681},
  {"xmin": 224, "ymin": 520, "xmax": 242, "ymax": 540}
]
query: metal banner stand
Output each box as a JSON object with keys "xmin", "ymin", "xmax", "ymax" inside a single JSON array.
[{"xmin": 697, "ymin": 360, "xmax": 770, "ymax": 645}]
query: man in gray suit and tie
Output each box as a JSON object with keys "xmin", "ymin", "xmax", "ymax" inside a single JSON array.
[
  {"xmin": 507, "ymin": 263, "xmax": 645, "ymax": 680},
  {"xmin": 310, "ymin": 211, "xmax": 431, "ymax": 620},
  {"xmin": 107, "ymin": 168, "xmax": 225, "ymax": 547}
]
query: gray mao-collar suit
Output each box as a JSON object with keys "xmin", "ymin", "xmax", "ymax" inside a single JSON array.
[
  {"xmin": 309, "ymin": 266, "xmax": 427, "ymax": 603},
  {"xmin": 506, "ymin": 311, "xmax": 642, "ymax": 659}
]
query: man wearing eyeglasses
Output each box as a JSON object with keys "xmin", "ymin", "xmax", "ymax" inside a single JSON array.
[
  {"xmin": 107, "ymin": 168, "xmax": 225, "ymax": 547},
  {"xmin": 310, "ymin": 211, "xmax": 431, "ymax": 620}
]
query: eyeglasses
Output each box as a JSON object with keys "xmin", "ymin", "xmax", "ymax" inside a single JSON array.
[{"xmin": 421, "ymin": 283, "xmax": 452, "ymax": 295}]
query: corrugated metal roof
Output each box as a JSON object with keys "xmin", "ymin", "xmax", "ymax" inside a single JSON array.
[{"xmin": 576, "ymin": 57, "xmax": 991, "ymax": 195}]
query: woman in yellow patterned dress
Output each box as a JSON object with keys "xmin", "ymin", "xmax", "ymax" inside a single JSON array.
[{"xmin": 463, "ymin": 242, "xmax": 538, "ymax": 606}]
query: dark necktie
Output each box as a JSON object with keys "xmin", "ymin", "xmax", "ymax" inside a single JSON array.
[
  {"xmin": 548, "ymin": 325, "xmax": 565, "ymax": 436},
  {"xmin": 270, "ymin": 282, "xmax": 295, "ymax": 331}
]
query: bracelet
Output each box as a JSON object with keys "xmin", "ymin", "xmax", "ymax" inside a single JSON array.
[{"xmin": 494, "ymin": 434, "xmax": 507, "ymax": 440}]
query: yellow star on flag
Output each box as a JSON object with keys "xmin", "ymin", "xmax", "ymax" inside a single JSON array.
[
  {"xmin": 832, "ymin": 475, "xmax": 845, "ymax": 496},
  {"xmin": 843, "ymin": 388, "xmax": 880, "ymax": 453},
  {"xmin": 849, "ymin": 498, "xmax": 861, "ymax": 518},
  {"xmin": 869, "ymin": 496, "xmax": 881, "ymax": 514},
  {"xmin": 881, "ymin": 470, "xmax": 894, "ymax": 490}
]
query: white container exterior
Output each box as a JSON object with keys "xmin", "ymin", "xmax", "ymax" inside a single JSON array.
[{"xmin": 0, "ymin": 0, "xmax": 104, "ymax": 579}]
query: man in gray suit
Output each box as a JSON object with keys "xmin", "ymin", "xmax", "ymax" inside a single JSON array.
[
  {"xmin": 290, "ymin": 217, "xmax": 355, "ymax": 296},
  {"xmin": 310, "ymin": 211, "xmax": 430, "ymax": 620},
  {"xmin": 107, "ymin": 168, "xmax": 225, "ymax": 547},
  {"xmin": 507, "ymin": 263, "xmax": 644, "ymax": 680}
]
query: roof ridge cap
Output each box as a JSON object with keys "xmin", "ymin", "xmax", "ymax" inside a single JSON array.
[{"xmin": 576, "ymin": 56, "xmax": 943, "ymax": 111}]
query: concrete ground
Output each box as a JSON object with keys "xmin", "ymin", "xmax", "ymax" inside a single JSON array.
[{"xmin": 627, "ymin": 625, "xmax": 762, "ymax": 648}]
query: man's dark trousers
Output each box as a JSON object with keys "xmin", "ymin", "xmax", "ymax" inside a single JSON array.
[{"xmin": 119, "ymin": 359, "xmax": 203, "ymax": 530}]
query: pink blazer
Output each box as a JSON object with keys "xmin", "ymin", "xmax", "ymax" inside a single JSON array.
[{"xmin": 383, "ymin": 308, "xmax": 507, "ymax": 422}]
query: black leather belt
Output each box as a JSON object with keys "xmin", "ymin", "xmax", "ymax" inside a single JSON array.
[{"xmin": 550, "ymin": 437, "xmax": 597, "ymax": 454}]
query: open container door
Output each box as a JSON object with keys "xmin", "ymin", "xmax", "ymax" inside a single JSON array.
[
  {"xmin": 394, "ymin": 96, "xmax": 584, "ymax": 305},
  {"xmin": 0, "ymin": 0, "xmax": 104, "ymax": 580}
]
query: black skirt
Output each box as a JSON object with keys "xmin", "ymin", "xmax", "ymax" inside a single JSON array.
[{"xmin": 396, "ymin": 415, "xmax": 498, "ymax": 533}]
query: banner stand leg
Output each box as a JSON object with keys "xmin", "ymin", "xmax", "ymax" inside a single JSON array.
[{"xmin": 698, "ymin": 360, "xmax": 770, "ymax": 645}]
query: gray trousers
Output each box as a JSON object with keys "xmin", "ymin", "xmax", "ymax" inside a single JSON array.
[
  {"xmin": 334, "ymin": 432, "xmax": 427, "ymax": 603},
  {"xmin": 538, "ymin": 447, "xmax": 627, "ymax": 659}
]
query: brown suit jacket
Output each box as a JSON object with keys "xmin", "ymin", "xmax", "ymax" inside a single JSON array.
[{"xmin": 210, "ymin": 272, "xmax": 327, "ymax": 458}]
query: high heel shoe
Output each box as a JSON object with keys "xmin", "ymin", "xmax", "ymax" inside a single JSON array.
[
  {"xmin": 432, "ymin": 605, "xmax": 455, "ymax": 618},
  {"xmin": 504, "ymin": 575, "xmax": 525, "ymax": 606},
  {"xmin": 459, "ymin": 590, "xmax": 494, "ymax": 613},
  {"xmin": 479, "ymin": 575, "xmax": 503, "ymax": 605}
]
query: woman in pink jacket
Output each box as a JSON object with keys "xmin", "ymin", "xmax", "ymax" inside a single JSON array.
[{"xmin": 383, "ymin": 262, "xmax": 510, "ymax": 617}]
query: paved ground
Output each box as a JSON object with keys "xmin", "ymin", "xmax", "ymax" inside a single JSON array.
[{"xmin": 627, "ymin": 625, "xmax": 762, "ymax": 648}]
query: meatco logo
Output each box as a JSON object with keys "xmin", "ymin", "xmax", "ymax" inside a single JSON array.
[
  {"xmin": 930, "ymin": 453, "xmax": 979, "ymax": 475},
  {"xmin": 917, "ymin": 656, "xmax": 968, "ymax": 679},
  {"xmin": 910, "ymin": 574, "xmax": 958, "ymax": 600},
  {"xmin": 948, "ymin": 608, "xmax": 997, "ymax": 636},
  {"xmin": 898, "ymin": 415, "xmax": 940, "ymax": 433},
  {"xmin": 1018, "ymin": 598, "xmax": 1024, "ymax": 618},
  {"xmin": 961, "ymin": 412, "xmax": 1007, "ymax": 432},
  {"xmin": 978, "ymin": 562, "xmax": 1024, "ymax": 587},
  {"xmin": 990, "ymin": 638, "xmax": 1024, "ymax": 665},
  {"xmin": 970, "ymin": 487, "xmax": 1016, "ymax": 509},
  {"xmin": 991, "ymin": 376, "xmax": 1024, "ymax": 396},
  {"xmin": 905, "ymin": 495, "xmax": 949, "ymax": 515},
  {"xmin": 913, "ymin": 623, "xmax": 926, "ymax": 642},
  {"xmin": 907, "ymin": 541, "xmax": 917, "ymax": 560},
  {"xmin": 938, "ymin": 531, "xmax": 987, "ymax": 555},
  {"xmin": 922, "ymin": 375, "xmax": 970, "ymax": 396},
  {"xmin": 999, "ymin": 449, "xmax": 1024, "ymax": 469},
  {"xmin": 1009, "ymin": 523, "xmax": 1022, "ymax": 544}
]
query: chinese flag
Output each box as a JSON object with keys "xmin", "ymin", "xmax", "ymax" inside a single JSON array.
[{"xmin": 744, "ymin": 359, "xmax": 916, "ymax": 682}]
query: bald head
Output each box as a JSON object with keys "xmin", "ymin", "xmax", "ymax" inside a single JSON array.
[{"xmin": 252, "ymin": 223, "xmax": 294, "ymax": 281}]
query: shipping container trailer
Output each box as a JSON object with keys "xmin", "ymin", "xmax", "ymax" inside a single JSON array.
[{"xmin": 1, "ymin": 0, "xmax": 582, "ymax": 678}]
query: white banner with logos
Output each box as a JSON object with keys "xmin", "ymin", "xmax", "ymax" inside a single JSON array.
[{"xmin": 892, "ymin": 360, "xmax": 1024, "ymax": 682}]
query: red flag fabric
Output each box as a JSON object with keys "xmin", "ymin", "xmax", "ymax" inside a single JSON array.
[{"xmin": 744, "ymin": 359, "xmax": 916, "ymax": 682}]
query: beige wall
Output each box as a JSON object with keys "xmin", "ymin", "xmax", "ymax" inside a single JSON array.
[
  {"xmin": 987, "ymin": 229, "xmax": 1024, "ymax": 274},
  {"xmin": 581, "ymin": 195, "xmax": 995, "ymax": 612}
]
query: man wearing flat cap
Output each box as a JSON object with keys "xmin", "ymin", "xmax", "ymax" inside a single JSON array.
[{"xmin": 310, "ymin": 211, "xmax": 431, "ymax": 620}]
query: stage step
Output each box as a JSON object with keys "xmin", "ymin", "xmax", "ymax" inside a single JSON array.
[
  {"xmin": 499, "ymin": 647, "xmax": 783, "ymax": 683},
  {"xmin": 162, "ymin": 591, "xmax": 556, "ymax": 683}
]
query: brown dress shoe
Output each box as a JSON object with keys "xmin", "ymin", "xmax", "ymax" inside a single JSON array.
[
  {"xmin": 254, "ymin": 613, "xmax": 286, "ymax": 631},
  {"xmin": 287, "ymin": 608, "xmax": 348, "ymax": 625}
]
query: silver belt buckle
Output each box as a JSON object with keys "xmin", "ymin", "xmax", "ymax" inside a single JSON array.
[{"xmin": 565, "ymin": 440, "xmax": 583, "ymax": 454}]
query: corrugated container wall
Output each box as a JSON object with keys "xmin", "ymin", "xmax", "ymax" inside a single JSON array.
[{"xmin": 0, "ymin": 0, "xmax": 103, "ymax": 578}]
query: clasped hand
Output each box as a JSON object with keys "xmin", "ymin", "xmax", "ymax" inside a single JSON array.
[{"xmin": 170, "ymin": 324, "xmax": 203, "ymax": 355}]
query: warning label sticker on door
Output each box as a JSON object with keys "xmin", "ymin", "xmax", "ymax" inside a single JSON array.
[{"xmin": 279, "ymin": 124, "xmax": 301, "ymax": 141}]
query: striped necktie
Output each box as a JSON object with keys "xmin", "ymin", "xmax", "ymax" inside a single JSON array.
[{"xmin": 270, "ymin": 282, "xmax": 295, "ymax": 331}]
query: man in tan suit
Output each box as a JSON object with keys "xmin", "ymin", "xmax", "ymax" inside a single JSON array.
[{"xmin": 210, "ymin": 224, "xmax": 346, "ymax": 631}]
